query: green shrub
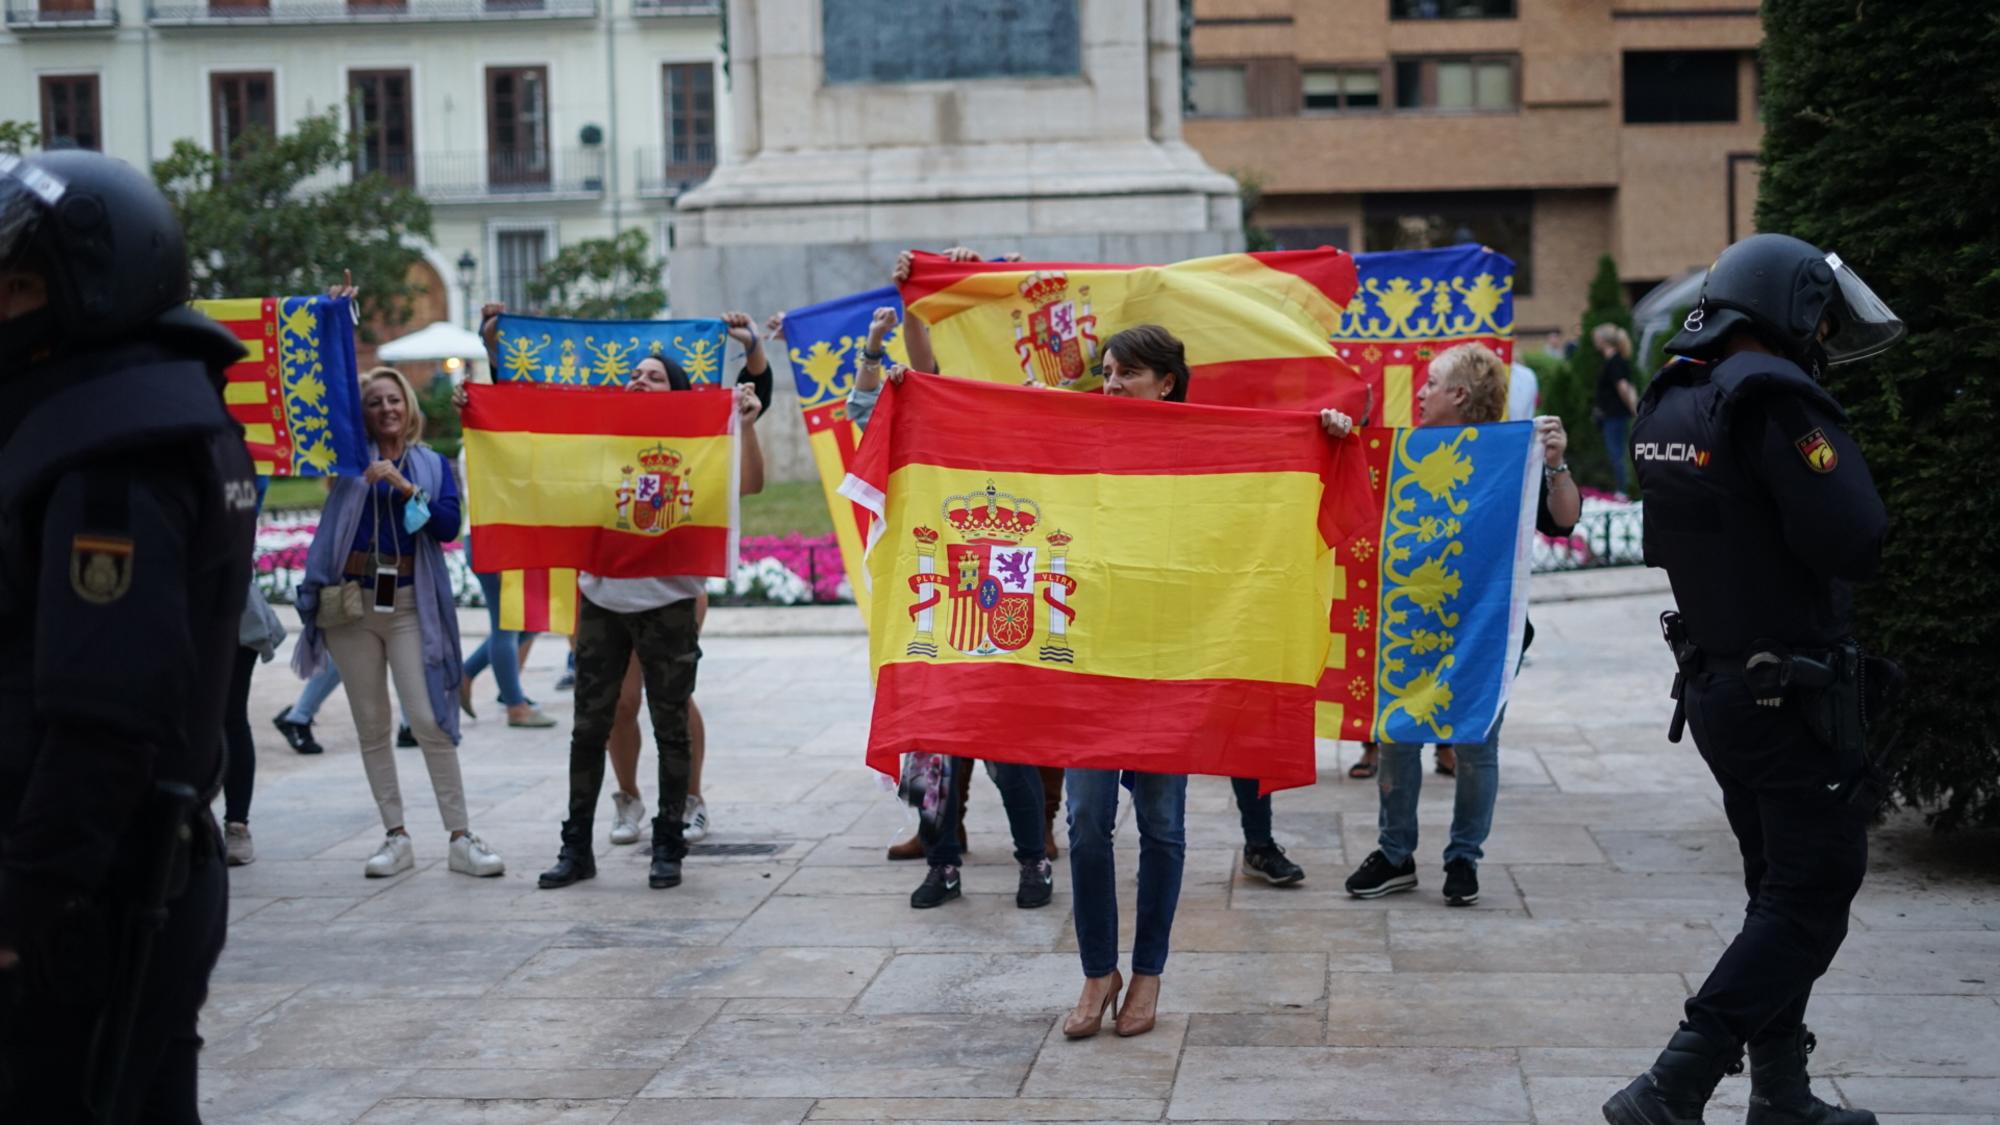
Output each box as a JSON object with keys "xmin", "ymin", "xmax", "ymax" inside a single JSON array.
[{"xmin": 1759, "ymin": 0, "xmax": 2000, "ymax": 829}]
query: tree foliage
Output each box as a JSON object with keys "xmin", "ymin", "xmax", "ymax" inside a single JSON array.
[
  {"xmin": 152, "ymin": 108, "xmax": 433, "ymax": 342},
  {"xmin": 1758, "ymin": 0, "xmax": 2000, "ymax": 829},
  {"xmin": 524, "ymin": 227, "xmax": 667, "ymax": 320},
  {"xmin": 0, "ymin": 120, "xmax": 38, "ymax": 155},
  {"xmin": 1540, "ymin": 255, "xmax": 1632, "ymax": 491}
]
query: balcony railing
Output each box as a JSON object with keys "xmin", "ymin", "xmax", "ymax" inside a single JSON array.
[
  {"xmin": 633, "ymin": 145, "xmax": 715, "ymax": 197},
  {"xmin": 632, "ymin": 0, "xmax": 714, "ymax": 13},
  {"xmin": 146, "ymin": 0, "xmax": 596, "ymax": 25},
  {"xmin": 5, "ymin": 0, "xmax": 119, "ymax": 27}
]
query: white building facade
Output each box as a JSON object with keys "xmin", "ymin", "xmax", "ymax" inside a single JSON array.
[{"xmin": 0, "ymin": 0, "xmax": 725, "ymax": 331}]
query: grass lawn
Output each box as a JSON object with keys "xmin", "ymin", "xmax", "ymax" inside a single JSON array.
[
  {"xmin": 741, "ymin": 479, "xmax": 834, "ymax": 538},
  {"xmin": 263, "ymin": 474, "xmax": 836, "ymax": 540}
]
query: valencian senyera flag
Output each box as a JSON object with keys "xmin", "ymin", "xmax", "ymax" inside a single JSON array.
[
  {"xmin": 493, "ymin": 313, "xmax": 731, "ymax": 388},
  {"xmin": 497, "ymin": 567, "xmax": 580, "ymax": 634},
  {"xmin": 461, "ymin": 382, "xmax": 741, "ymax": 580},
  {"xmin": 838, "ymin": 373, "xmax": 1375, "ymax": 792},
  {"xmin": 1316, "ymin": 420, "xmax": 1540, "ymax": 744},
  {"xmin": 897, "ymin": 248, "xmax": 1372, "ymax": 415},
  {"xmin": 1335, "ymin": 244, "xmax": 1518, "ymax": 426},
  {"xmin": 782, "ymin": 284, "xmax": 911, "ymax": 619},
  {"xmin": 192, "ymin": 295, "xmax": 367, "ymax": 477}
]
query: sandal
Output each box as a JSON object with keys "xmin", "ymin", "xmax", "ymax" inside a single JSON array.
[
  {"xmin": 1348, "ymin": 753, "xmax": 1378, "ymax": 780},
  {"xmin": 1435, "ymin": 745, "xmax": 1456, "ymax": 777}
]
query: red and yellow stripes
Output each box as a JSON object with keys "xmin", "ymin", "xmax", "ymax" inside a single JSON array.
[
  {"xmin": 498, "ymin": 568, "xmax": 579, "ymax": 634},
  {"xmin": 197, "ymin": 297, "xmax": 288, "ymax": 475},
  {"xmin": 462, "ymin": 382, "xmax": 739, "ymax": 580},
  {"xmin": 842, "ymin": 374, "xmax": 1368, "ymax": 792},
  {"xmin": 898, "ymin": 249, "xmax": 1370, "ymax": 415}
]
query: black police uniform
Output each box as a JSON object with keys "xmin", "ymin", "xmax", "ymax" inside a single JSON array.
[
  {"xmin": 0, "ymin": 152, "xmax": 258, "ymax": 1122},
  {"xmin": 1635, "ymin": 350, "xmax": 1885, "ymax": 1045}
]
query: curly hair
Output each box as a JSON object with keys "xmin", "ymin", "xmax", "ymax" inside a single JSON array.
[{"xmin": 1426, "ymin": 343, "xmax": 1508, "ymax": 425}]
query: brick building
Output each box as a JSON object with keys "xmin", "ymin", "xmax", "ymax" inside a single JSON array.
[{"xmin": 1182, "ymin": 0, "xmax": 1763, "ymax": 333}]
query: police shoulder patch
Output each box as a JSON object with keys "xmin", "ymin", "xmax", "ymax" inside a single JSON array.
[
  {"xmin": 1794, "ymin": 428, "xmax": 1838, "ymax": 474},
  {"xmin": 70, "ymin": 534, "xmax": 134, "ymax": 604}
]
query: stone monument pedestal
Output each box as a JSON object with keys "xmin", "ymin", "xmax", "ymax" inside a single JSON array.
[{"xmin": 673, "ymin": 0, "xmax": 1243, "ymax": 479}]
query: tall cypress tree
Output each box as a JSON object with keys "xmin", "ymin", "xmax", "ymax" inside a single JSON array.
[{"xmin": 1758, "ymin": 0, "xmax": 2000, "ymax": 828}]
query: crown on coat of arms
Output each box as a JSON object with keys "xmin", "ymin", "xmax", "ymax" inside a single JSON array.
[
  {"xmin": 912, "ymin": 526, "xmax": 940, "ymax": 545},
  {"xmin": 1017, "ymin": 271, "xmax": 1070, "ymax": 306},
  {"xmin": 636, "ymin": 443, "xmax": 683, "ymax": 474},
  {"xmin": 1046, "ymin": 530, "xmax": 1072, "ymax": 548},
  {"xmin": 943, "ymin": 481, "xmax": 1040, "ymax": 543}
]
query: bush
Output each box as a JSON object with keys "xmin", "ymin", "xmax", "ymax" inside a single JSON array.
[{"xmin": 1759, "ymin": 0, "xmax": 2000, "ymax": 829}]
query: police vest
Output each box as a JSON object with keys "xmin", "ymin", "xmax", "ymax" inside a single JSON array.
[{"xmin": 1632, "ymin": 353, "xmax": 1853, "ymax": 655}]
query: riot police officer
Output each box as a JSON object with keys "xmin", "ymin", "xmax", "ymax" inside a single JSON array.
[
  {"xmin": 1603, "ymin": 234, "xmax": 1905, "ymax": 1125},
  {"xmin": 0, "ymin": 151, "xmax": 257, "ymax": 1121}
]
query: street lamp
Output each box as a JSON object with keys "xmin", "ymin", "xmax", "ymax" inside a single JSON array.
[{"xmin": 456, "ymin": 250, "xmax": 478, "ymax": 328}]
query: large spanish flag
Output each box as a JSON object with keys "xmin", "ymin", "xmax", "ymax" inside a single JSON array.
[
  {"xmin": 897, "ymin": 248, "xmax": 1370, "ymax": 415},
  {"xmin": 462, "ymin": 382, "xmax": 740, "ymax": 579},
  {"xmin": 839, "ymin": 374, "xmax": 1374, "ymax": 792}
]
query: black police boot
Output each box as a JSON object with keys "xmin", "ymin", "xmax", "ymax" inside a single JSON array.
[
  {"xmin": 649, "ymin": 839, "xmax": 683, "ymax": 889},
  {"xmin": 537, "ymin": 821, "xmax": 596, "ymax": 889},
  {"xmin": 1603, "ymin": 1025, "xmax": 1742, "ymax": 1125},
  {"xmin": 1746, "ymin": 1026, "xmax": 1877, "ymax": 1125}
]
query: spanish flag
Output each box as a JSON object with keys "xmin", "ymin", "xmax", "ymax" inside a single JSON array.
[
  {"xmin": 839, "ymin": 374, "xmax": 1373, "ymax": 792},
  {"xmin": 462, "ymin": 383, "xmax": 740, "ymax": 580},
  {"xmin": 897, "ymin": 249, "xmax": 1370, "ymax": 415}
]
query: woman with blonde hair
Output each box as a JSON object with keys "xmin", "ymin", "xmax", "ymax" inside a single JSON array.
[
  {"xmin": 1339, "ymin": 342, "xmax": 1578, "ymax": 908},
  {"xmin": 293, "ymin": 365, "xmax": 504, "ymax": 879},
  {"xmin": 1593, "ymin": 323, "xmax": 1638, "ymax": 495}
]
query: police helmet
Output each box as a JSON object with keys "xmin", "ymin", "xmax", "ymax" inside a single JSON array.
[
  {"xmin": 0, "ymin": 150, "xmax": 191, "ymax": 365},
  {"xmin": 1667, "ymin": 233, "xmax": 1904, "ymax": 371}
]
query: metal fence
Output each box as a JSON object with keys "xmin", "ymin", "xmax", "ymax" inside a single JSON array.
[
  {"xmin": 146, "ymin": 0, "xmax": 596, "ymax": 24},
  {"xmin": 4, "ymin": 3, "xmax": 118, "ymax": 27}
]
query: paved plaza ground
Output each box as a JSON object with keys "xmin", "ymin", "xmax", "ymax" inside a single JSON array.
[{"xmin": 202, "ymin": 573, "xmax": 2000, "ymax": 1124}]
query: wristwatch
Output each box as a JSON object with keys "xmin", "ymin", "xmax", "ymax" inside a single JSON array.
[{"xmin": 1544, "ymin": 462, "xmax": 1571, "ymax": 478}]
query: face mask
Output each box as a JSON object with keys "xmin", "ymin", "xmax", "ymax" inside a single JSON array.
[{"xmin": 402, "ymin": 489, "xmax": 431, "ymax": 534}]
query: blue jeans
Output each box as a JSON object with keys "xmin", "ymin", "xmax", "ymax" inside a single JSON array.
[
  {"xmin": 921, "ymin": 758, "xmax": 1048, "ymax": 868},
  {"xmin": 1599, "ymin": 414, "xmax": 1632, "ymax": 494},
  {"xmin": 1229, "ymin": 777, "xmax": 1273, "ymax": 846},
  {"xmin": 1376, "ymin": 708, "xmax": 1505, "ymax": 868},
  {"xmin": 286, "ymin": 661, "xmax": 343, "ymax": 724},
  {"xmin": 1067, "ymin": 769, "xmax": 1187, "ymax": 978},
  {"xmin": 464, "ymin": 569, "xmax": 529, "ymax": 707}
]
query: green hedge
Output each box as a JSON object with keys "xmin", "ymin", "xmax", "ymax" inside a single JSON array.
[{"xmin": 1759, "ymin": 0, "xmax": 2000, "ymax": 829}]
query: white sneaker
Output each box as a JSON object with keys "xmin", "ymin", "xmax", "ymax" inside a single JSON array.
[
  {"xmin": 448, "ymin": 832, "xmax": 505, "ymax": 877},
  {"xmin": 683, "ymin": 794, "xmax": 709, "ymax": 843},
  {"xmin": 610, "ymin": 791, "xmax": 647, "ymax": 846},
  {"xmin": 365, "ymin": 833, "xmax": 415, "ymax": 878},
  {"xmin": 224, "ymin": 822, "xmax": 255, "ymax": 867}
]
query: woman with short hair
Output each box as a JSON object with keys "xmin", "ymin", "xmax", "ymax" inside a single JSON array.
[{"xmin": 294, "ymin": 366, "xmax": 504, "ymax": 879}]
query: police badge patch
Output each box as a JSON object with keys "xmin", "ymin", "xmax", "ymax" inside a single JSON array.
[
  {"xmin": 70, "ymin": 534, "xmax": 134, "ymax": 604},
  {"xmin": 1794, "ymin": 428, "xmax": 1838, "ymax": 474}
]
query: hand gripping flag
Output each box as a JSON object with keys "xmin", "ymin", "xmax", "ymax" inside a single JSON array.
[
  {"xmin": 838, "ymin": 374, "xmax": 1375, "ymax": 793},
  {"xmin": 494, "ymin": 313, "xmax": 732, "ymax": 387},
  {"xmin": 461, "ymin": 382, "xmax": 740, "ymax": 579},
  {"xmin": 1334, "ymin": 244, "xmax": 1519, "ymax": 426},
  {"xmin": 781, "ymin": 284, "xmax": 909, "ymax": 618},
  {"xmin": 193, "ymin": 295, "xmax": 367, "ymax": 476},
  {"xmin": 1316, "ymin": 421, "xmax": 1540, "ymax": 744},
  {"xmin": 897, "ymin": 248, "xmax": 1371, "ymax": 415}
]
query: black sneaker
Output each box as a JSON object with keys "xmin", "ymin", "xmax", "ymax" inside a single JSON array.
[
  {"xmin": 1442, "ymin": 858, "xmax": 1479, "ymax": 906},
  {"xmin": 273, "ymin": 709, "xmax": 323, "ymax": 755},
  {"xmin": 397, "ymin": 724, "xmax": 418, "ymax": 748},
  {"xmin": 1016, "ymin": 858, "xmax": 1054, "ymax": 909},
  {"xmin": 911, "ymin": 864, "xmax": 961, "ymax": 909},
  {"xmin": 1344, "ymin": 850, "xmax": 1418, "ymax": 899},
  {"xmin": 1243, "ymin": 843, "xmax": 1306, "ymax": 886}
]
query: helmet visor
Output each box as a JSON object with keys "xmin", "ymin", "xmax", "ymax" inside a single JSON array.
[
  {"xmin": 0, "ymin": 154, "xmax": 67, "ymax": 266},
  {"xmin": 1823, "ymin": 252, "xmax": 1905, "ymax": 364}
]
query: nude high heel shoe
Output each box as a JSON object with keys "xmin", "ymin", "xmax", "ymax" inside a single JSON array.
[{"xmin": 1062, "ymin": 971, "xmax": 1123, "ymax": 1039}]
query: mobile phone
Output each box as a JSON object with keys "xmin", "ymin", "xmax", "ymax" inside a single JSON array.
[{"xmin": 373, "ymin": 566, "xmax": 398, "ymax": 613}]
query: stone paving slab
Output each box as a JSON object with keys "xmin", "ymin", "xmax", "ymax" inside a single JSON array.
[{"xmin": 198, "ymin": 587, "xmax": 2000, "ymax": 1123}]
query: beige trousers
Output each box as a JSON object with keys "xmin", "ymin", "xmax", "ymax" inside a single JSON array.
[{"xmin": 322, "ymin": 586, "xmax": 468, "ymax": 834}]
